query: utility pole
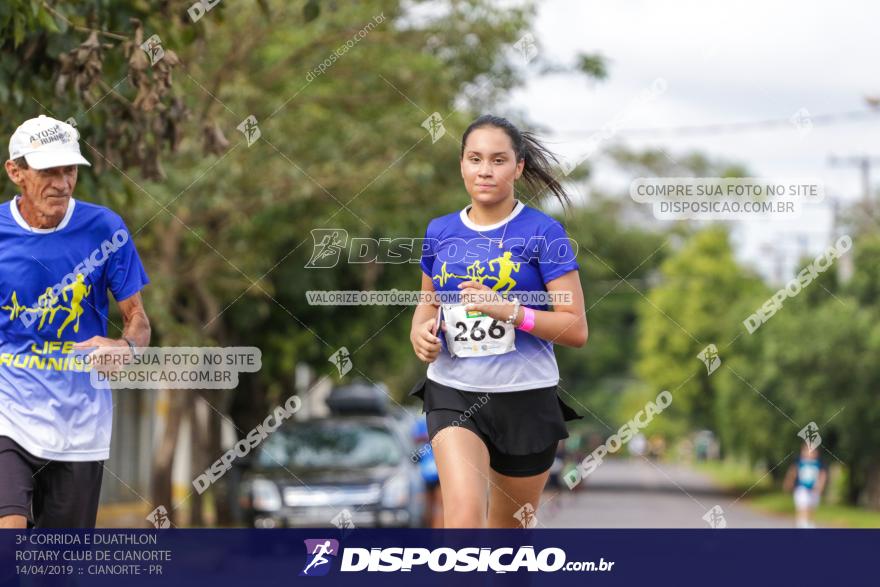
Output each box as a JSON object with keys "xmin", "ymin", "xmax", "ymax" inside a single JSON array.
[
  {"xmin": 828, "ymin": 155, "xmax": 880, "ymax": 207},
  {"xmin": 824, "ymin": 188, "xmax": 856, "ymax": 283}
]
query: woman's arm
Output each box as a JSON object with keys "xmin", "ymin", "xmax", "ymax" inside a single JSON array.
[
  {"xmin": 411, "ymin": 272, "xmax": 443, "ymax": 363},
  {"xmin": 459, "ymin": 268, "xmax": 588, "ymax": 348},
  {"xmin": 412, "ymin": 272, "xmax": 438, "ymax": 328},
  {"xmin": 523, "ymin": 270, "xmax": 587, "ymax": 348}
]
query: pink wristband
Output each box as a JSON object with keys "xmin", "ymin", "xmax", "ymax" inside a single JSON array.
[{"xmin": 517, "ymin": 306, "xmax": 536, "ymax": 332}]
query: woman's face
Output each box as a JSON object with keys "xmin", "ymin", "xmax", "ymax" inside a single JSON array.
[{"xmin": 460, "ymin": 126, "xmax": 524, "ymax": 206}]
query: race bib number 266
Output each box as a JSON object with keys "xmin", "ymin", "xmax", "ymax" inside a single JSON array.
[{"xmin": 442, "ymin": 304, "xmax": 516, "ymax": 358}]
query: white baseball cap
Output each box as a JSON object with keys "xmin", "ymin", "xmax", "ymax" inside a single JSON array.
[{"xmin": 8, "ymin": 115, "xmax": 91, "ymax": 169}]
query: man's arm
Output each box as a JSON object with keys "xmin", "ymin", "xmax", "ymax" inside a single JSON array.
[
  {"xmin": 73, "ymin": 292, "xmax": 151, "ymax": 351},
  {"xmin": 117, "ymin": 292, "xmax": 151, "ymax": 347}
]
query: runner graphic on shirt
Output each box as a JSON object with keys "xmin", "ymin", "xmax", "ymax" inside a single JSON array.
[
  {"xmin": 55, "ymin": 274, "xmax": 91, "ymax": 337},
  {"xmin": 36, "ymin": 287, "xmax": 63, "ymax": 329},
  {"xmin": 1, "ymin": 274, "xmax": 93, "ymax": 338},
  {"xmin": 433, "ymin": 257, "xmax": 520, "ymax": 290},
  {"xmin": 488, "ymin": 251, "xmax": 520, "ymax": 292}
]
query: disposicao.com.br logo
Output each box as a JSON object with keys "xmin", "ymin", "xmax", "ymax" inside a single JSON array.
[
  {"xmin": 300, "ymin": 540, "xmax": 614, "ymax": 575},
  {"xmin": 301, "ymin": 539, "xmax": 340, "ymax": 576}
]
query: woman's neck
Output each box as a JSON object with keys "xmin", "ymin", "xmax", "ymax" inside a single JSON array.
[{"xmin": 467, "ymin": 197, "xmax": 516, "ymax": 226}]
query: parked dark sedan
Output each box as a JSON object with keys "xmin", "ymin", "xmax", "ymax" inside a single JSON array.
[{"xmin": 238, "ymin": 413, "xmax": 426, "ymax": 528}]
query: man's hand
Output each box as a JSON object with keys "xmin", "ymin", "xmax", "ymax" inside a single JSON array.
[
  {"xmin": 73, "ymin": 336, "xmax": 132, "ymax": 374},
  {"xmin": 73, "ymin": 336, "xmax": 127, "ymax": 350}
]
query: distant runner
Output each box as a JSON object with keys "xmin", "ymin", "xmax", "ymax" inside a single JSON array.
[{"xmin": 783, "ymin": 443, "xmax": 827, "ymax": 529}]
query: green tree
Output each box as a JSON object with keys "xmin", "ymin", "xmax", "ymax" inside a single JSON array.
[
  {"xmin": 635, "ymin": 227, "xmax": 765, "ymax": 433},
  {"xmin": 3, "ymin": 0, "xmax": 609, "ymax": 523},
  {"xmin": 554, "ymin": 196, "xmax": 668, "ymax": 432}
]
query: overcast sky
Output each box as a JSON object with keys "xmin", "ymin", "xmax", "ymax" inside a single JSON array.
[{"xmin": 509, "ymin": 0, "xmax": 879, "ymax": 281}]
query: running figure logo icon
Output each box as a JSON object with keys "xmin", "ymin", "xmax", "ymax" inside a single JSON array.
[
  {"xmin": 2, "ymin": 274, "xmax": 93, "ymax": 337},
  {"xmin": 513, "ymin": 503, "xmax": 538, "ymax": 528},
  {"xmin": 300, "ymin": 539, "xmax": 339, "ymax": 576},
  {"xmin": 237, "ymin": 115, "xmax": 262, "ymax": 147},
  {"xmin": 306, "ymin": 229, "xmax": 348, "ymax": 268}
]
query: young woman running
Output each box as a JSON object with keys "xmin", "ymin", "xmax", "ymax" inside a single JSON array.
[{"xmin": 409, "ymin": 114, "xmax": 587, "ymax": 528}]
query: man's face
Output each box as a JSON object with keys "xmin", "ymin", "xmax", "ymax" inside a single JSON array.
[{"xmin": 4, "ymin": 161, "xmax": 78, "ymax": 218}]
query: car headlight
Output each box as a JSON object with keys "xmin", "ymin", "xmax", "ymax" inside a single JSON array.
[
  {"xmin": 251, "ymin": 479, "xmax": 282, "ymax": 512},
  {"xmin": 382, "ymin": 474, "xmax": 410, "ymax": 508}
]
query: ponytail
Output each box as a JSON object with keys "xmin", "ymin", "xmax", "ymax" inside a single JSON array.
[{"xmin": 461, "ymin": 114, "xmax": 571, "ymax": 209}]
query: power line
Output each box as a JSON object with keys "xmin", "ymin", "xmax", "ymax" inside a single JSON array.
[{"xmin": 552, "ymin": 109, "xmax": 880, "ymax": 139}]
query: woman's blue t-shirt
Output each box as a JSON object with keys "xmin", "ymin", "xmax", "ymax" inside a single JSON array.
[{"xmin": 421, "ymin": 199, "xmax": 579, "ymax": 392}]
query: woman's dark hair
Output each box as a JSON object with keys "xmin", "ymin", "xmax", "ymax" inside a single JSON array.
[{"xmin": 460, "ymin": 114, "xmax": 570, "ymax": 208}]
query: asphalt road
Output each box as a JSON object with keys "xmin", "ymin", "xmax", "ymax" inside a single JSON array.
[{"xmin": 538, "ymin": 458, "xmax": 794, "ymax": 528}]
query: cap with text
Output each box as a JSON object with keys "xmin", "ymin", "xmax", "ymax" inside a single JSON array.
[{"xmin": 8, "ymin": 115, "xmax": 91, "ymax": 170}]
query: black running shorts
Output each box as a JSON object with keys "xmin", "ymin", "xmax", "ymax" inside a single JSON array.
[
  {"xmin": 409, "ymin": 377, "xmax": 582, "ymax": 477},
  {"xmin": 0, "ymin": 436, "xmax": 104, "ymax": 528}
]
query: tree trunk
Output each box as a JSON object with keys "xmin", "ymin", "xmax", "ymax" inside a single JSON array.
[
  {"xmin": 207, "ymin": 400, "xmax": 232, "ymax": 525},
  {"xmin": 150, "ymin": 389, "xmax": 184, "ymax": 525},
  {"xmin": 188, "ymin": 392, "xmax": 205, "ymax": 527},
  {"xmin": 846, "ymin": 463, "xmax": 864, "ymax": 506},
  {"xmin": 864, "ymin": 459, "xmax": 880, "ymax": 510}
]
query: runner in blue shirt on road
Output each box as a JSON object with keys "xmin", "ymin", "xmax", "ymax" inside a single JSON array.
[
  {"xmin": 409, "ymin": 115, "xmax": 587, "ymax": 528},
  {"xmin": 783, "ymin": 443, "xmax": 828, "ymax": 529},
  {"xmin": 0, "ymin": 116, "xmax": 152, "ymax": 529}
]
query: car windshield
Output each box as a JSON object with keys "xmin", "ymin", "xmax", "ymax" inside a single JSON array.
[{"xmin": 257, "ymin": 421, "xmax": 403, "ymax": 469}]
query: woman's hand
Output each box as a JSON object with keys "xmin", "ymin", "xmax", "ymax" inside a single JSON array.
[
  {"xmin": 411, "ymin": 311, "xmax": 445, "ymax": 363},
  {"xmin": 458, "ymin": 281, "xmax": 518, "ymax": 323}
]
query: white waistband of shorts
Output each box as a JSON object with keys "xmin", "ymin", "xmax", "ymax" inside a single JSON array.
[
  {"xmin": 0, "ymin": 426, "xmax": 109, "ymax": 462},
  {"xmin": 426, "ymin": 370, "xmax": 559, "ymax": 393}
]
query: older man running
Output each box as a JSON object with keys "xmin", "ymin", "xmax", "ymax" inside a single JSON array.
[{"xmin": 0, "ymin": 115, "xmax": 151, "ymax": 528}]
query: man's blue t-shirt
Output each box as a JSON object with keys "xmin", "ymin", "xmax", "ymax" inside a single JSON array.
[
  {"xmin": 421, "ymin": 199, "xmax": 579, "ymax": 392},
  {"xmin": 0, "ymin": 197, "xmax": 149, "ymax": 461}
]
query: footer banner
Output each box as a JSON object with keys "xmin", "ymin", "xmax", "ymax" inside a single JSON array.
[{"xmin": 0, "ymin": 529, "xmax": 874, "ymax": 586}]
